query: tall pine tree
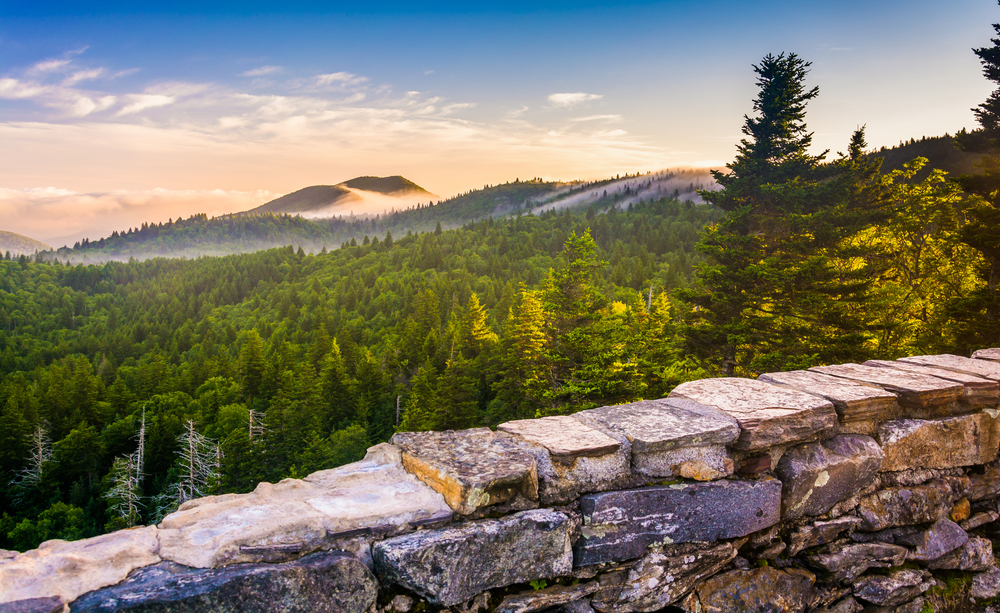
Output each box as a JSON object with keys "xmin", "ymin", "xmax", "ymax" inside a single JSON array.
[
  {"xmin": 681, "ymin": 53, "xmax": 886, "ymax": 376},
  {"xmin": 953, "ymin": 8, "xmax": 1000, "ymax": 350}
]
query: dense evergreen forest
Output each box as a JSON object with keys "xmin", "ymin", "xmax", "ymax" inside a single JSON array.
[
  {"xmin": 8, "ymin": 20, "xmax": 1000, "ymax": 554},
  {"xmin": 0, "ymin": 199, "xmax": 719, "ymax": 550}
]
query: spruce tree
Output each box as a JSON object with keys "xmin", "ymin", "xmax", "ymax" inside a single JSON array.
[
  {"xmin": 953, "ymin": 10, "xmax": 1000, "ymax": 349},
  {"xmin": 681, "ymin": 53, "xmax": 886, "ymax": 376}
]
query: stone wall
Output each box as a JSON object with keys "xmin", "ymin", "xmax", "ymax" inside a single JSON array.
[{"xmin": 7, "ymin": 352, "xmax": 1000, "ymax": 612}]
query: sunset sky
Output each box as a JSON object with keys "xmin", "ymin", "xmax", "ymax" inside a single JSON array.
[{"xmin": 1, "ymin": 0, "xmax": 997, "ymax": 246}]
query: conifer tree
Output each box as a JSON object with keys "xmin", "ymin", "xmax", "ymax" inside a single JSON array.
[
  {"xmin": 680, "ymin": 53, "xmax": 886, "ymax": 376},
  {"xmin": 953, "ymin": 9, "xmax": 1000, "ymax": 348},
  {"xmin": 493, "ymin": 285, "xmax": 548, "ymax": 422},
  {"xmin": 399, "ymin": 359, "xmax": 438, "ymax": 432}
]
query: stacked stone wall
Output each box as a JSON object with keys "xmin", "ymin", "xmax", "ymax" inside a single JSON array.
[{"xmin": 8, "ymin": 352, "xmax": 1000, "ymax": 612}]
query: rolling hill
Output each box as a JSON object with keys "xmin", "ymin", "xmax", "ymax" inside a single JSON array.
[
  {"xmin": 0, "ymin": 230, "xmax": 51, "ymax": 255},
  {"xmin": 249, "ymin": 176, "xmax": 435, "ymax": 215}
]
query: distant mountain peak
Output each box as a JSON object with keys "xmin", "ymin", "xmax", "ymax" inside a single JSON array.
[{"xmin": 248, "ymin": 176, "xmax": 434, "ymax": 215}]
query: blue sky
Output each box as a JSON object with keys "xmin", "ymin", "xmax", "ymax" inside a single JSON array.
[{"xmin": 0, "ymin": 0, "xmax": 997, "ymax": 243}]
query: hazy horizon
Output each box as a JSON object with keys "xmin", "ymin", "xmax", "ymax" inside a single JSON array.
[{"xmin": 1, "ymin": 0, "xmax": 996, "ymax": 243}]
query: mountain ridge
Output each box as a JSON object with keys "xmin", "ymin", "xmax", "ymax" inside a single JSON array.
[{"xmin": 249, "ymin": 175, "xmax": 434, "ymax": 215}]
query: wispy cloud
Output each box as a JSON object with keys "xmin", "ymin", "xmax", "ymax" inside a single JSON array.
[
  {"xmin": 243, "ymin": 65, "xmax": 282, "ymax": 77},
  {"xmin": 570, "ymin": 114, "xmax": 622, "ymax": 123},
  {"xmin": 118, "ymin": 94, "xmax": 176, "ymax": 115},
  {"xmin": 315, "ymin": 71, "xmax": 367, "ymax": 87},
  {"xmin": 548, "ymin": 92, "xmax": 603, "ymax": 107},
  {"xmin": 62, "ymin": 68, "xmax": 105, "ymax": 86}
]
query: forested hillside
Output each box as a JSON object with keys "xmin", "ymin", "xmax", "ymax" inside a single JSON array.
[
  {"xmin": 54, "ymin": 171, "xmax": 714, "ymax": 263},
  {"xmin": 0, "ymin": 198, "xmax": 716, "ymax": 551}
]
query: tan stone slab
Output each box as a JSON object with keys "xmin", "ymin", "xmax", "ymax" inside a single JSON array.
[
  {"xmin": 668, "ymin": 378, "xmax": 837, "ymax": 451},
  {"xmin": 0, "ymin": 525, "xmax": 160, "ymax": 604},
  {"xmin": 878, "ymin": 412, "xmax": 1000, "ymax": 472},
  {"xmin": 810, "ymin": 363, "xmax": 962, "ymax": 409},
  {"xmin": 572, "ymin": 398, "xmax": 740, "ymax": 452},
  {"xmin": 900, "ymin": 353, "xmax": 1000, "ymax": 383},
  {"xmin": 498, "ymin": 415, "xmax": 621, "ymax": 461},
  {"xmin": 759, "ymin": 370, "xmax": 897, "ymax": 422},
  {"xmin": 158, "ymin": 444, "xmax": 453, "ymax": 568},
  {"xmin": 973, "ymin": 348, "xmax": 1000, "ymax": 363},
  {"xmin": 865, "ymin": 359, "xmax": 999, "ymax": 407},
  {"xmin": 391, "ymin": 428, "xmax": 538, "ymax": 515}
]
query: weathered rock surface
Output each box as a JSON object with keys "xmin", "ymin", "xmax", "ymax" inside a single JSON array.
[
  {"xmin": 961, "ymin": 510, "xmax": 999, "ymax": 530},
  {"xmin": 811, "ymin": 596, "xmax": 862, "ymax": 613},
  {"xmin": 575, "ymin": 479, "xmax": 781, "ymax": 566},
  {"xmin": 811, "ymin": 363, "xmax": 963, "ymax": 411},
  {"xmin": 590, "ymin": 542, "xmax": 737, "ymax": 613},
  {"xmin": 974, "ymin": 347, "xmax": 1000, "ymax": 363},
  {"xmin": 158, "ymin": 444, "xmax": 452, "ymax": 568},
  {"xmin": 683, "ymin": 566, "xmax": 816, "ymax": 613},
  {"xmin": 499, "ymin": 416, "xmax": 621, "ymax": 461},
  {"xmin": 865, "ymin": 359, "xmax": 1000, "ymax": 406},
  {"xmin": 497, "ymin": 419, "xmax": 631, "ymax": 505},
  {"xmin": 496, "ymin": 582, "xmax": 600, "ymax": 613},
  {"xmin": 573, "ymin": 398, "xmax": 738, "ymax": 479},
  {"xmin": 852, "ymin": 569, "xmax": 931, "ymax": 607},
  {"xmin": 70, "ymin": 551, "xmax": 377, "ymax": 613},
  {"xmin": 926, "ymin": 536, "xmax": 995, "ymax": 571},
  {"xmin": 0, "ymin": 598, "xmax": 63, "ymax": 613},
  {"xmin": 0, "ymin": 526, "xmax": 160, "ymax": 605},
  {"xmin": 787, "ymin": 517, "xmax": 862, "ymax": 556},
  {"xmin": 894, "ymin": 518, "xmax": 968, "ymax": 562},
  {"xmin": 857, "ymin": 480, "xmax": 960, "ymax": 531},
  {"xmin": 669, "ymin": 378, "xmax": 837, "ymax": 450},
  {"xmin": 775, "ymin": 435, "xmax": 884, "ymax": 519},
  {"xmin": 759, "ymin": 369, "xmax": 898, "ymax": 423},
  {"xmin": 804, "ymin": 541, "xmax": 908, "ymax": 583},
  {"xmin": 968, "ymin": 462, "xmax": 1000, "ymax": 500},
  {"xmin": 877, "ymin": 413, "xmax": 1000, "ymax": 472},
  {"xmin": 372, "ymin": 509, "xmax": 572, "ymax": 606},
  {"xmin": 391, "ymin": 428, "xmax": 539, "ymax": 515},
  {"xmin": 901, "ymin": 353, "xmax": 1000, "ymax": 382},
  {"xmin": 972, "ymin": 566, "xmax": 1000, "ymax": 599}
]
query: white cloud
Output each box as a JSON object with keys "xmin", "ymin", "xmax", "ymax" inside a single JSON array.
[
  {"xmin": 117, "ymin": 94, "xmax": 176, "ymax": 115},
  {"xmin": 569, "ymin": 114, "xmax": 622, "ymax": 123},
  {"xmin": 548, "ymin": 92, "xmax": 603, "ymax": 107},
  {"xmin": 30, "ymin": 59, "xmax": 71, "ymax": 74},
  {"xmin": 315, "ymin": 71, "xmax": 367, "ymax": 87},
  {"xmin": 243, "ymin": 65, "xmax": 282, "ymax": 77},
  {"xmin": 0, "ymin": 78, "xmax": 46, "ymax": 99},
  {"xmin": 62, "ymin": 68, "xmax": 105, "ymax": 86}
]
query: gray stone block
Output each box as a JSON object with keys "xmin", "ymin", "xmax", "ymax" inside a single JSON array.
[
  {"xmin": 760, "ymin": 369, "xmax": 897, "ymax": 423},
  {"xmin": 900, "ymin": 353, "xmax": 1000, "ymax": 382},
  {"xmin": 669, "ymin": 378, "xmax": 837, "ymax": 451},
  {"xmin": 877, "ymin": 413, "xmax": 1000, "ymax": 472},
  {"xmin": 804, "ymin": 541, "xmax": 908, "ymax": 583},
  {"xmin": 70, "ymin": 551, "xmax": 378, "ymax": 613},
  {"xmin": 590, "ymin": 542, "xmax": 737, "ymax": 613},
  {"xmin": 372, "ymin": 509, "xmax": 573, "ymax": 606},
  {"xmin": 857, "ymin": 480, "xmax": 961, "ymax": 531},
  {"xmin": 811, "ymin": 363, "xmax": 962, "ymax": 411},
  {"xmin": 775, "ymin": 435, "xmax": 883, "ymax": 520},
  {"xmin": 852, "ymin": 569, "xmax": 931, "ymax": 607},
  {"xmin": 391, "ymin": 428, "xmax": 539, "ymax": 515},
  {"xmin": 865, "ymin": 359, "xmax": 999, "ymax": 407},
  {"xmin": 574, "ymin": 479, "xmax": 781, "ymax": 566},
  {"xmin": 572, "ymin": 399, "xmax": 739, "ymax": 479},
  {"xmin": 683, "ymin": 567, "xmax": 816, "ymax": 613}
]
